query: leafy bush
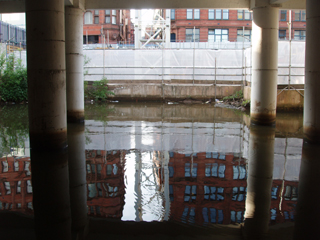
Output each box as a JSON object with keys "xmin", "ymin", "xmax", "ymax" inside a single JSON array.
[
  {"xmin": 84, "ymin": 78, "xmax": 114, "ymax": 101},
  {"xmin": 0, "ymin": 52, "xmax": 28, "ymax": 102},
  {"xmin": 223, "ymin": 90, "xmax": 243, "ymax": 101}
]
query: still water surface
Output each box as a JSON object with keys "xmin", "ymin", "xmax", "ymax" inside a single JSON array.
[{"xmin": 0, "ymin": 103, "xmax": 311, "ymax": 239}]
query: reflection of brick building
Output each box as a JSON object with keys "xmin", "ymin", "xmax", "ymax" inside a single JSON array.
[
  {"xmin": 86, "ymin": 150, "xmax": 126, "ymax": 218},
  {"xmin": 0, "ymin": 157, "xmax": 33, "ymax": 213},
  {"xmin": 168, "ymin": 152, "xmax": 298, "ymax": 225}
]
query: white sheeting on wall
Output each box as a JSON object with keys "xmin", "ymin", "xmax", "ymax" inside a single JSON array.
[{"xmin": 14, "ymin": 41, "xmax": 305, "ymax": 84}]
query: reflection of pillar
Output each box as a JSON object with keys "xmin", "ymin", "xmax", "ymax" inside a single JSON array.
[
  {"xmin": 67, "ymin": 124, "xmax": 87, "ymax": 236},
  {"xmin": 26, "ymin": 1, "xmax": 71, "ymax": 238},
  {"xmin": 250, "ymin": 4, "xmax": 279, "ymax": 125},
  {"xmin": 31, "ymin": 150, "xmax": 71, "ymax": 240},
  {"xmin": 294, "ymin": 141, "xmax": 320, "ymax": 239},
  {"xmin": 134, "ymin": 150, "xmax": 142, "ymax": 221},
  {"xmin": 304, "ymin": 0, "xmax": 320, "ymax": 143},
  {"xmin": 163, "ymin": 151, "xmax": 170, "ymax": 221},
  {"xmin": 244, "ymin": 125, "xmax": 275, "ymax": 239},
  {"xmin": 66, "ymin": 6, "xmax": 85, "ymax": 123}
]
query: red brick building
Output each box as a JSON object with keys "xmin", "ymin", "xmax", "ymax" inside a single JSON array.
[
  {"xmin": 83, "ymin": 9, "xmax": 133, "ymax": 45},
  {"xmin": 170, "ymin": 9, "xmax": 306, "ymax": 42}
]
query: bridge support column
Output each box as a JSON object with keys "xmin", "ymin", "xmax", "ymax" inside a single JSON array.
[
  {"xmin": 66, "ymin": 6, "xmax": 85, "ymax": 123},
  {"xmin": 304, "ymin": 0, "xmax": 320, "ymax": 143},
  {"xmin": 251, "ymin": 6, "xmax": 279, "ymax": 125},
  {"xmin": 244, "ymin": 126, "xmax": 275, "ymax": 239},
  {"xmin": 26, "ymin": 0, "xmax": 71, "ymax": 238}
]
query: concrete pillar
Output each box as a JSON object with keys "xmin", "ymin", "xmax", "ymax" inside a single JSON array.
[
  {"xmin": 251, "ymin": 6, "xmax": 279, "ymax": 125},
  {"xmin": 294, "ymin": 141, "xmax": 320, "ymax": 239},
  {"xmin": 26, "ymin": 0, "xmax": 71, "ymax": 239},
  {"xmin": 66, "ymin": 7, "xmax": 85, "ymax": 123},
  {"xmin": 304, "ymin": 0, "xmax": 320, "ymax": 143},
  {"xmin": 165, "ymin": 9, "xmax": 171, "ymax": 48},
  {"xmin": 68, "ymin": 123, "xmax": 88, "ymax": 238},
  {"xmin": 134, "ymin": 10, "xmax": 141, "ymax": 49},
  {"xmin": 244, "ymin": 125, "xmax": 275, "ymax": 239}
]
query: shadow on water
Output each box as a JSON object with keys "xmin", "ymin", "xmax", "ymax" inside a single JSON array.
[{"xmin": 0, "ymin": 103, "xmax": 317, "ymax": 239}]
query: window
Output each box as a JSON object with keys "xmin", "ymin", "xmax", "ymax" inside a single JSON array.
[
  {"xmin": 184, "ymin": 185, "xmax": 197, "ymax": 202},
  {"xmin": 271, "ymin": 186, "xmax": 279, "ymax": 199},
  {"xmin": 182, "ymin": 207, "xmax": 196, "ymax": 223},
  {"xmin": 27, "ymin": 180, "xmax": 32, "ymax": 193},
  {"xmin": 204, "ymin": 186, "xmax": 224, "ymax": 201},
  {"xmin": 185, "ymin": 28, "xmax": 200, "ymax": 42},
  {"xmin": 105, "ymin": 10, "xmax": 111, "ymax": 23},
  {"xmin": 24, "ymin": 162, "xmax": 31, "ymax": 176},
  {"xmin": 233, "ymin": 165, "xmax": 246, "ymax": 179},
  {"xmin": 208, "ymin": 9, "xmax": 214, "ymax": 20},
  {"xmin": 17, "ymin": 181, "xmax": 21, "ymax": 193},
  {"xmin": 187, "ymin": 9, "xmax": 193, "ymax": 19},
  {"xmin": 294, "ymin": 30, "xmax": 306, "ymax": 41},
  {"xmin": 2, "ymin": 161, "xmax": 8, "ymax": 172},
  {"xmin": 223, "ymin": 10, "xmax": 229, "ymax": 20},
  {"xmin": 231, "ymin": 211, "xmax": 244, "ymax": 223},
  {"xmin": 206, "ymin": 152, "xmax": 218, "ymax": 158},
  {"xmin": 205, "ymin": 163, "xmax": 226, "ymax": 178},
  {"xmin": 169, "ymin": 165, "xmax": 174, "ymax": 177},
  {"xmin": 4, "ymin": 182, "xmax": 11, "ymax": 194},
  {"xmin": 237, "ymin": 29, "xmax": 251, "ymax": 42},
  {"xmin": 293, "ymin": 10, "xmax": 306, "ymax": 21},
  {"xmin": 279, "ymin": 30, "xmax": 286, "ymax": 40},
  {"xmin": 280, "ymin": 10, "xmax": 287, "ymax": 21},
  {"xmin": 185, "ymin": 163, "xmax": 197, "ymax": 177},
  {"xmin": 14, "ymin": 161, "xmax": 19, "ymax": 171},
  {"xmin": 94, "ymin": 16, "xmax": 99, "ymax": 24},
  {"xmin": 202, "ymin": 208, "xmax": 223, "ymax": 223},
  {"xmin": 208, "ymin": 29, "xmax": 229, "ymax": 42},
  {"xmin": 284, "ymin": 185, "xmax": 298, "ymax": 200},
  {"xmin": 84, "ymin": 11, "xmax": 93, "ymax": 24},
  {"xmin": 238, "ymin": 10, "xmax": 251, "ymax": 20},
  {"xmin": 194, "ymin": 9, "xmax": 200, "ymax": 19},
  {"xmin": 171, "ymin": 9, "xmax": 175, "ymax": 20},
  {"xmin": 232, "ymin": 187, "xmax": 246, "ymax": 201},
  {"xmin": 94, "ymin": 10, "xmax": 99, "ymax": 15},
  {"xmin": 112, "ymin": 10, "xmax": 117, "ymax": 24},
  {"xmin": 216, "ymin": 9, "xmax": 222, "ymax": 20}
]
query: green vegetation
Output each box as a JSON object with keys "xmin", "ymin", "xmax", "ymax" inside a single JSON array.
[
  {"xmin": 0, "ymin": 105, "xmax": 29, "ymax": 156},
  {"xmin": 223, "ymin": 90, "xmax": 244, "ymax": 101},
  {"xmin": 0, "ymin": 52, "xmax": 28, "ymax": 103},
  {"xmin": 84, "ymin": 78, "xmax": 115, "ymax": 101},
  {"xmin": 241, "ymin": 99, "xmax": 250, "ymax": 107}
]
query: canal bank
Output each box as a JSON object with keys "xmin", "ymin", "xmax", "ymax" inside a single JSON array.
[{"xmin": 103, "ymin": 82, "xmax": 304, "ymax": 111}]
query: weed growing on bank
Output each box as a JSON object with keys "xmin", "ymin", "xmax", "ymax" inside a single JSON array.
[
  {"xmin": 84, "ymin": 78, "xmax": 115, "ymax": 101},
  {"xmin": 0, "ymin": 52, "xmax": 27, "ymax": 103}
]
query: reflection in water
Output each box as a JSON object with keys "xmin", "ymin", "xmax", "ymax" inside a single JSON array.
[
  {"xmin": 294, "ymin": 141, "xmax": 320, "ymax": 240},
  {"xmin": 0, "ymin": 103, "xmax": 306, "ymax": 238},
  {"xmin": 244, "ymin": 126, "xmax": 275, "ymax": 239}
]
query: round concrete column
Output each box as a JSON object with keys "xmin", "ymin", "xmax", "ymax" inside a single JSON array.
[
  {"xmin": 67, "ymin": 124, "xmax": 88, "ymax": 235},
  {"xmin": 244, "ymin": 125, "xmax": 275, "ymax": 239},
  {"xmin": 251, "ymin": 6, "xmax": 279, "ymax": 125},
  {"xmin": 26, "ymin": 1, "xmax": 71, "ymax": 239},
  {"xmin": 304, "ymin": 0, "xmax": 320, "ymax": 143},
  {"xmin": 26, "ymin": 0, "xmax": 67, "ymax": 150},
  {"xmin": 65, "ymin": 7, "xmax": 85, "ymax": 123}
]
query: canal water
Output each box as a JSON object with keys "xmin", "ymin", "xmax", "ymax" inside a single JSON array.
[{"xmin": 0, "ymin": 103, "xmax": 315, "ymax": 239}]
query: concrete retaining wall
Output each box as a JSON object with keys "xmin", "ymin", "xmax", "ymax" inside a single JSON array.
[
  {"xmin": 244, "ymin": 86, "xmax": 304, "ymax": 111},
  {"xmin": 108, "ymin": 83, "xmax": 242, "ymax": 101}
]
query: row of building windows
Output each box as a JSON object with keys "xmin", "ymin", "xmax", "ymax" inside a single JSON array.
[
  {"xmin": 169, "ymin": 163, "xmax": 244, "ymax": 179},
  {"xmin": 183, "ymin": 207, "xmax": 294, "ymax": 224},
  {"xmin": 88, "ymin": 182, "xmax": 118, "ymax": 198},
  {"xmin": 86, "ymin": 163, "xmax": 118, "ymax": 176},
  {"xmin": 84, "ymin": 10, "xmax": 117, "ymax": 25},
  {"xmin": 171, "ymin": 9, "xmax": 306, "ymax": 22},
  {"xmin": 0, "ymin": 201, "xmax": 33, "ymax": 210},
  {"xmin": 0, "ymin": 181, "xmax": 32, "ymax": 195},
  {"xmin": 184, "ymin": 28, "xmax": 306, "ymax": 42},
  {"xmin": 2, "ymin": 161, "xmax": 31, "ymax": 175}
]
